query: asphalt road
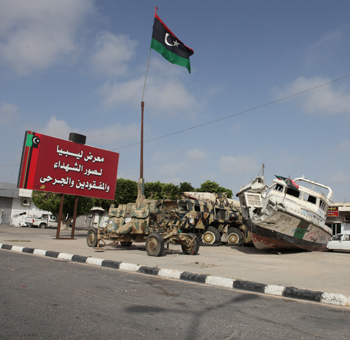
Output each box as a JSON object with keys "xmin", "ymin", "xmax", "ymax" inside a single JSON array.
[
  {"xmin": 2, "ymin": 225, "xmax": 350, "ymax": 298},
  {"xmin": 1, "ymin": 250, "xmax": 349, "ymax": 340}
]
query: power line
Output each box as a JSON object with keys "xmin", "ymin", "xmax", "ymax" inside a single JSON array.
[
  {"xmin": 111, "ymin": 74, "xmax": 350, "ymax": 150},
  {"xmin": 1, "ymin": 73, "xmax": 350, "ymax": 167}
]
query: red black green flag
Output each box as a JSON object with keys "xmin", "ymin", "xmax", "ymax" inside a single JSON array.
[
  {"xmin": 150, "ymin": 7, "xmax": 194, "ymax": 73},
  {"xmin": 275, "ymin": 175, "xmax": 299, "ymax": 191}
]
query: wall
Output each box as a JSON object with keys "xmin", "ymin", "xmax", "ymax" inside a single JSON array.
[{"xmin": 0, "ymin": 197, "xmax": 12, "ymax": 224}]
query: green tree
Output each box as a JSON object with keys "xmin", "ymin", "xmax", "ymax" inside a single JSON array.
[
  {"xmin": 32, "ymin": 191, "xmax": 95, "ymax": 223},
  {"xmin": 161, "ymin": 183, "xmax": 179, "ymax": 200},
  {"xmin": 145, "ymin": 181, "xmax": 163, "ymax": 199},
  {"xmin": 178, "ymin": 182, "xmax": 195, "ymax": 194},
  {"xmin": 113, "ymin": 178, "xmax": 138, "ymax": 205},
  {"xmin": 197, "ymin": 180, "xmax": 233, "ymax": 198},
  {"xmin": 90, "ymin": 198, "xmax": 112, "ymax": 211},
  {"xmin": 89, "ymin": 178, "xmax": 138, "ymax": 210}
]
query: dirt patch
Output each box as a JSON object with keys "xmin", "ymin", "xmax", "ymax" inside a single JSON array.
[{"xmin": 184, "ymin": 262, "xmax": 219, "ymax": 268}]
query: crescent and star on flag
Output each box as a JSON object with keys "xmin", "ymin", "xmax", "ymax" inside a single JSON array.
[{"xmin": 165, "ymin": 33, "xmax": 180, "ymax": 47}]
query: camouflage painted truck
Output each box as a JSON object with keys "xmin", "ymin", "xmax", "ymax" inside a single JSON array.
[
  {"xmin": 181, "ymin": 192, "xmax": 252, "ymax": 246},
  {"xmin": 86, "ymin": 179, "xmax": 200, "ymax": 257}
]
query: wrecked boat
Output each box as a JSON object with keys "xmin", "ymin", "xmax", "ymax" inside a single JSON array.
[{"xmin": 236, "ymin": 173, "xmax": 333, "ymax": 251}]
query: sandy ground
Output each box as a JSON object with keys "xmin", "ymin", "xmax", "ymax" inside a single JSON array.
[{"xmin": 1, "ymin": 225, "xmax": 349, "ymax": 296}]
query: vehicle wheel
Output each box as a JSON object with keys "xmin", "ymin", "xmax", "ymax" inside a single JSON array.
[
  {"xmin": 227, "ymin": 227, "xmax": 244, "ymax": 246},
  {"xmin": 181, "ymin": 233, "xmax": 200, "ymax": 255},
  {"xmin": 201, "ymin": 226, "xmax": 220, "ymax": 245},
  {"xmin": 146, "ymin": 232, "xmax": 164, "ymax": 257},
  {"xmin": 327, "ymin": 249, "xmax": 333, "ymax": 252},
  {"xmin": 40, "ymin": 223, "xmax": 47, "ymax": 229},
  {"xmin": 120, "ymin": 242, "xmax": 132, "ymax": 247},
  {"xmin": 86, "ymin": 228, "xmax": 98, "ymax": 247}
]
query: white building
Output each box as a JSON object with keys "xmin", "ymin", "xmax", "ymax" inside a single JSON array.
[{"xmin": 0, "ymin": 182, "xmax": 49, "ymax": 226}]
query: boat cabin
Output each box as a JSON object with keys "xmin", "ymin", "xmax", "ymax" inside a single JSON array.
[{"xmin": 270, "ymin": 179, "xmax": 329, "ymax": 218}]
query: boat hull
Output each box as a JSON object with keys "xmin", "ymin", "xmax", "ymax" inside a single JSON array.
[{"xmin": 249, "ymin": 211, "xmax": 331, "ymax": 252}]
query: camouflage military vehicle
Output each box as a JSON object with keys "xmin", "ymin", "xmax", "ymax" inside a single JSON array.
[
  {"xmin": 86, "ymin": 179, "xmax": 200, "ymax": 257},
  {"xmin": 181, "ymin": 192, "xmax": 252, "ymax": 246}
]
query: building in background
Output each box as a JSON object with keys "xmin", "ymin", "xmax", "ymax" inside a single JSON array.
[
  {"xmin": 0, "ymin": 182, "xmax": 108, "ymax": 228},
  {"xmin": 0, "ymin": 182, "xmax": 45, "ymax": 226},
  {"xmin": 326, "ymin": 203, "xmax": 350, "ymax": 235}
]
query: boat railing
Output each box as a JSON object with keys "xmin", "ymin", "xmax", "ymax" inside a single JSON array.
[{"xmin": 294, "ymin": 177, "xmax": 333, "ymax": 201}]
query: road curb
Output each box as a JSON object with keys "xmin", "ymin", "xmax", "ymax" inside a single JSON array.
[{"xmin": 1, "ymin": 243, "xmax": 350, "ymax": 307}]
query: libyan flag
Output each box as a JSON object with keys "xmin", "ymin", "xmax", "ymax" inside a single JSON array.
[
  {"xmin": 275, "ymin": 175, "xmax": 300, "ymax": 191},
  {"xmin": 150, "ymin": 7, "xmax": 194, "ymax": 73}
]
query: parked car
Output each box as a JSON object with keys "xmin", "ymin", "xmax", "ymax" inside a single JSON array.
[
  {"xmin": 25, "ymin": 214, "xmax": 58, "ymax": 229},
  {"xmin": 19, "ymin": 221, "xmax": 29, "ymax": 227},
  {"xmin": 327, "ymin": 233, "xmax": 350, "ymax": 252}
]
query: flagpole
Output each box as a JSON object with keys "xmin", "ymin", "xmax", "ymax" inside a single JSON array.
[
  {"xmin": 140, "ymin": 101, "xmax": 144, "ymax": 179},
  {"xmin": 140, "ymin": 48, "xmax": 151, "ymax": 179}
]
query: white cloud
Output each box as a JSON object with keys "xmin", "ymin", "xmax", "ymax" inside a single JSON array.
[
  {"xmin": 84, "ymin": 123, "xmax": 139, "ymax": 147},
  {"xmin": 274, "ymin": 76, "xmax": 350, "ymax": 115},
  {"xmin": 0, "ymin": 0, "xmax": 94, "ymax": 76},
  {"xmin": 151, "ymin": 150, "xmax": 177, "ymax": 163},
  {"xmin": 89, "ymin": 32, "xmax": 138, "ymax": 77},
  {"xmin": 145, "ymin": 78, "xmax": 199, "ymax": 118},
  {"xmin": 40, "ymin": 116, "xmax": 139, "ymax": 148},
  {"xmin": 157, "ymin": 161, "xmax": 187, "ymax": 177},
  {"xmin": 305, "ymin": 27, "xmax": 346, "ymax": 66},
  {"xmin": 151, "ymin": 148, "xmax": 208, "ymax": 179},
  {"xmin": 185, "ymin": 149, "xmax": 208, "ymax": 161},
  {"xmin": 100, "ymin": 78, "xmax": 144, "ymax": 107},
  {"xmin": 219, "ymin": 155, "xmax": 259, "ymax": 176},
  {"xmin": 41, "ymin": 116, "xmax": 72, "ymax": 139},
  {"xmin": 100, "ymin": 74, "xmax": 199, "ymax": 118}
]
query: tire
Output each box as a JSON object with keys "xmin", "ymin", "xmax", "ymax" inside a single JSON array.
[
  {"xmin": 201, "ymin": 226, "xmax": 220, "ymax": 245},
  {"xmin": 146, "ymin": 232, "xmax": 164, "ymax": 257},
  {"xmin": 40, "ymin": 223, "xmax": 47, "ymax": 229},
  {"xmin": 86, "ymin": 228, "xmax": 98, "ymax": 247},
  {"xmin": 120, "ymin": 242, "xmax": 132, "ymax": 247},
  {"xmin": 227, "ymin": 227, "xmax": 244, "ymax": 246},
  {"xmin": 181, "ymin": 233, "xmax": 200, "ymax": 255}
]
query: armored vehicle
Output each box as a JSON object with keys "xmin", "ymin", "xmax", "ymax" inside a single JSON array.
[
  {"xmin": 181, "ymin": 192, "xmax": 252, "ymax": 246},
  {"xmin": 86, "ymin": 179, "xmax": 200, "ymax": 257}
]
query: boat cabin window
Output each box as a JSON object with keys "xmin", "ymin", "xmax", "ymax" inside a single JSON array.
[
  {"xmin": 305, "ymin": 194, "xmax": 316, "ymax": 204},
  {"xmin": 195, "ymin": 205, "xmax": 201, "ymax": 212},
  {"xmin": 319, "ymin": 200, "xmax": 327, "ymax": 211},
  {"xmin": 286, "ymin": 188, "xmax": 300, "ymax": 198},
  {"xmin": 273, "ymin": 184, "xmax": 284, "ymax": 192}
]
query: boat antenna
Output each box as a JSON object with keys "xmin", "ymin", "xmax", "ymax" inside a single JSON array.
[{"xmin": 258, "ymin": 163, "xmax": 265, "ymax": 177}]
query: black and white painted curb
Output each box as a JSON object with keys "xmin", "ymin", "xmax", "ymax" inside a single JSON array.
[{"xmin": 1, "ymin": 243, "xmax": 349, "ymax": 307}]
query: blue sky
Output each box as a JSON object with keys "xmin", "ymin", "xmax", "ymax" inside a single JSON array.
[{"xmin": 1, "ymin": 0, "xmax": 350, "ymax": 202}]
